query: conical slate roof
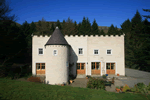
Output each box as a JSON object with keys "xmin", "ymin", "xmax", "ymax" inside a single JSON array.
[{"xmin": 45, "ymin": 27, "xmax": 69, "ymax": 46}]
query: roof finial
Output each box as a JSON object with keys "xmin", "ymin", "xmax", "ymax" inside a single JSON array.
[{"xmin": 56, "ymin": 26, "xmax": 59, "ymax": 29}]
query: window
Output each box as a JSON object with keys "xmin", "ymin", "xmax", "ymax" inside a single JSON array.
[
  {"xmin": 53, "ymin": 50, "xmax": 57, "ymax": 56},
  {"xmin": 36, "ymin": 63, "xmax": 45, "ymax": 70},
  {"xmin": 94, "ymin": 49, "xmax": 99, "ymax": 55},
  {"xmin": 106, "ymin": 63, "xmax": 115, "ymax": 70},
  {"xmin": 76, "ymin": 63, "xmax": 85, "ymax": 69},
  {"xmin": 107, "ymin": 49, "xmax": 112, "ymax": 55},
  {"xmin": 39, "ymin": 48, "xmax": 43, "ymax": 55},
  {"xmin": 91, "ymin": 62, "xmax": 100, "ymax": 70},
  {"xmin": 78, "ymin": 48, "xmax": 83, "ymax": 55}
]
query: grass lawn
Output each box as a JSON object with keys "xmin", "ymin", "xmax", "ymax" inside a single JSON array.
[{"xmin": 0, "ymin": 78, "xmax": 150, "ymax": 100}]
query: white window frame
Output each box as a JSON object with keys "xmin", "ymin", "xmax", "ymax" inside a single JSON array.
[
  {"xmin": 93, "ymin": 49, "xmax": 99, "ymax": 55},
  {"xmin": 38, "ymin": 48, "xmax": 43, "ymax": 55},
  {"xmin": 106, "ymin": 49, "xmax": 112, "ymax": 55},
  {"xmin": 53, "ymin": 49, "xmax": 58, "ymax": 56},
  {"xmin": 78, "ymin": 48, "xmax": 83, "ymax": 55}
]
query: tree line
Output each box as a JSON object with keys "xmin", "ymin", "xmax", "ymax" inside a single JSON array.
[
  {"xmin": 0, "ymin": 0, "xmax": 150, "ymax": 78},
  {"xmin": 34, "ymin": 17, "xmax": 121, "ymax": 36}
]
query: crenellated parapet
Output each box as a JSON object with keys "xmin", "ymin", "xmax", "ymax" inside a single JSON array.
[{"xmin": 32, "ymin": 34, "xmax": 125, "ymax": 38}]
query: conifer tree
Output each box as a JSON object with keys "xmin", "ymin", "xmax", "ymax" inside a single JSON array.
[
  {"xmin": 50, "ymin": 23, "xmax": 55, "ymax": 33},
  {"xmin": 62, "ymin": 19, "xmax": 66, "ymax": 28},
  {"xmin": 91, "ymin": 19, "xmax": 99, "ymax": 35},
  {"xmin": 142, "ymin": 9, "xmax": 150, "ymax": 19},
  {"xmin": 78, "ymin": 22, "xmax": 82, "ymax": 35},
  {"xmin": 56, "ymin": 20, "xmax": 62, "ymax": 30},
  {"xmin": 99, "ymin": 30, "xmax": 105, "ymax": 35},
  {"xmin": 86, "ymin": 18, "xmax": 91, "ymax": 35},
  {"xmin": 21, "ymin": 21, "xmax": 32, "ymax": 48},
  {"xmin": 107, "ymin": 24, "xmax": 116, "ymax": 35},
  {"xmin": 115, "ymin": 26, "xmax": 120, "ymax": 35},
  {"xmin": 79, "ymin": 17, "xmax": 87, "ymax": 35},
  {"xmin": 74, "ymin": 21, "xmax": 78, "ymax": 35},
  {"xmin": 30, "ymin": 21, "xmax": 36, "ymax": 34},
  {"xmin": 121, "ymin": 19, "xmax": 132, "ymax": 68},
  {"xmin": 128, "ymin": 10, "xmax": 144, "ymax": 69}
]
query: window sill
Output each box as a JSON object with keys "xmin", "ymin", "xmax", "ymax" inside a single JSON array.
[
  {"xmin": 78, "ymin": 54, "xmax": 84, "ymax": 56},
  {"xmin": 106, "ymin": 54, "xmax": 112, "ymax": 56},
  {"xmin": 94, "ymin": 54, "xmax": 99, "ymax": 56},
  {"xmin": 38, "ymin": 54, "xmax": 44, "ymax": 56}
]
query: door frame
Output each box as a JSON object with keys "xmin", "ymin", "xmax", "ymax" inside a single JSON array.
[
  {"xmin": 76, "ymin": 62, "xmax": 87, "ymax": 75},
  {"xmin": 90, "ymin": 61, "xmax": 102, "ymax": 76},
  {"xmin": 105, "ymin": 61, "xmax": 117, "ymax": 75},
  {"xmin": 35, "ymin": 62, "xmax": 46, "ymax": 75}
]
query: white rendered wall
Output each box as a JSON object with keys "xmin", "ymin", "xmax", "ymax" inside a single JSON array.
[
  {"xmin": 45, "ymin": 45, "xmax": 69, "ymax": 85},
  {"xmin": 32, "ymin": 34, "xmax": 125, "ymax": 78}
]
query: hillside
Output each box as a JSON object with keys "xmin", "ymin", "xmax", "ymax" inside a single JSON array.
[{"xmin": 16, "ymin": 21, "xmax": 121, "ymax": 34}]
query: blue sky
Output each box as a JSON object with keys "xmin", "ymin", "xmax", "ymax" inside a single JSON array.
[{"xmin": 8, "ymin": 0, "xmax": 150, "ymax": 28}]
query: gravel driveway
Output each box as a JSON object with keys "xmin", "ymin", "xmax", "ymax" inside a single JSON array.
[{"xmin": 119, "ymin": 68, "xmax": 150, "ymax": 88}]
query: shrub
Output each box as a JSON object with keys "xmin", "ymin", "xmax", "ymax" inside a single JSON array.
[
  {"xmin": 116, "ymin": 86, "xmax": 120, "ymax": 89},
  {"xmin": 87, "ymin": 77, "xmax": 105, "ymax": 90},
  {"xmin": 27, "ymin": 76, "xmax": 42, "ymax": 83},
  {"xmin": 147, "ymin": 82, "xmax": 150, "ymax": 91},
  {"xmin": 102, "ymin": 75, "xmax": 106, "ymax": 79},
  {"xmin": 122, "ymin": 85, "xmax": 130, "ymax": 92},
  {"xmin": 120, "ymin": 86, "xmax": 123, "ymax": 88},
  {"xmin": 130, "ymin": 86, "xmax": 137, "ymax": 92},
  {"xmin": 135, "ymin": 83, "xmax": 149, "ymax": 95}
]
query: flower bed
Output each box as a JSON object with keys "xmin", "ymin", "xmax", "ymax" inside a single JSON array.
[
  {"xmin": 27, "ymin": 76, "xmax": 42, "ymax": 83},
  {"xmin": 86, "ymin": 77, "xmax": 105, "ymax": 90},
  {"xmin": 121, "ymin": 83, "xmax": 150, "ymax": 96}
]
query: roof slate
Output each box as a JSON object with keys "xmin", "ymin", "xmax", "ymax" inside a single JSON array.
[{"xmin": 45, "ymin": 27, "xmax": 69, "ymax": 46}]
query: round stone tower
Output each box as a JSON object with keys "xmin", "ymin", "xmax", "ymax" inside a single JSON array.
[{"xmin": 45, "ymin": 26, "xmax": 70, "ymax": 85}]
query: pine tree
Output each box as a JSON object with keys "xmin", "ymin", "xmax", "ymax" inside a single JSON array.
[
  {"xmin": 91, "ymin": 19, "xmax": 99, "ymax": 35},
  {"xmin": 142, "ymin": 9, "xmax": 150, "ymax": 19},
  {"xmin": 107, "ymin": 24, "xmax": 116, "ymax": 35},
  {"xmin": 50, "ymin": 23, "xmax": 55, "ymax": 33},
  {"xmin": 21, "ymin": 21, "xmax": 31, "ymax": 48},
  {"xmin": 115, "ymin": 26, "xmax": 120, "ymax": 35},
  {"xmin": 62, "ymin": 19, "xmax": 66, "ymax": 28},
  {"xmin": 66, "ymin": 17, "xmax": 73, "ymax": 23},
  {"xmin": 56, "ymin": 20, "xmax": 62, "ymax": 30},
  {"xmin": 30, "ymin": 21, "xmax": 36, "ymax": 34},
  {"xmin": 129, "ymin": 10, "xmax": 144, "ymax": 69},
  {"xmin": 99, "ymin": 30, "xmax": 105, "ymax": 35},
  {"xmin": 86, "ymin": 17, "xmax": 91, "ymax": 35},
  {"xmin": 74, "ymin": 21, "xmax": 78, "ymax": 35},
  {"xmin": 121, "ymin": 19, "xmax": 132, "ymax": 68},
  {"xmin": 78, "ymin": 22, "xmax": 82, "ymax": 35},
  {"xmin": 79, "ymin": 17, "xmax": 87, "ymax": 35}
]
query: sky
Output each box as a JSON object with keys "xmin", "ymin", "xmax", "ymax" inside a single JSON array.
[{"xmin": 7, "ymin": 0, "xmax": 150, "ymax": 28}]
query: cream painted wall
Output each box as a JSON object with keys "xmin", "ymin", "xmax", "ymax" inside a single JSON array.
[{"xmin": 32, "ymin": 34, "xmax": 125, "ymax": 81}]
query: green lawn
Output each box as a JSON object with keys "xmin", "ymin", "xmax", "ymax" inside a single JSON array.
[{"xmin": 0, "ymin": 78, "xmax": 150, "ymax": 100}]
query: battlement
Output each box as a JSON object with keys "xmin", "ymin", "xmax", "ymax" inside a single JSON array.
[{"xmin": 32, "ymin": 34, "xmax": 125, "ymax": 38}]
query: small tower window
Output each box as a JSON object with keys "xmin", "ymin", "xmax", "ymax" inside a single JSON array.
[{"xmin": 53, "ymin": 50, "xmax": 57, "ymax": 56}]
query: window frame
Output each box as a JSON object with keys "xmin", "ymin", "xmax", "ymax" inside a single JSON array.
[
  {"xmin": 106, "ymin": 49, "xmax": 112, "ymax": 55},
  {"xmin": 38, "ymin": 48, "xmax": 44, "ymax": 55},
  {"xmin": 91, "ymin": 62, "xmax": 100, "ymax": 70},
  {"xmin": 78, "ymin": 48, "xmax": 84, "ymax": 55},
  {"xmin": 36, "ymin": 63, "xmax": 45, "ymax": 70},
  {"xmin": 53, "ymin": 49, "xmax": 58, "ymax": 56},
  {"xmin": 93, "ymin": 49, "xmax": 99, "ymax": 55}
]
